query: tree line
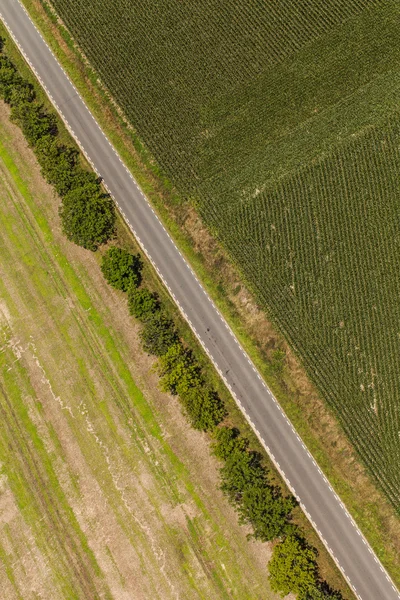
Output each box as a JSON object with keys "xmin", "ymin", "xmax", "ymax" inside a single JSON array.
[
  {"xmin": 100, "ymin": 246, "xmax": 344, "ymax": 600},
  {"xmin": 0, "ymin": 37, "xmax": 345, "ymax": 600},
  {"xmin": 0, "ymin": 37, "xmax": 115, "ymax": 251}
]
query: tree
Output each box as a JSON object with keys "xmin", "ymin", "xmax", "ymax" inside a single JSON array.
[
  {"xmin": 128, "ymin": 286, "xmax": 159, "ymax": 320},
  {"xmin": 35, "ymin": 135, "xmax": 80, "ymax": 196},
  {"xmin": 180, "ymin": 386, "xmax": 226, "ymax": 431},
  {"xmin": 140, "ymin": 311, "xmax": 178, "ymax": 356},
  {"xmin": 68, "ymin": 168, "xmax": 99, "ymax": 191},
  {"xmin": 212, "ymin": 427, "xmax": 248, "ymax": 460},
  {"xmin": 8, "ymin": 81, "xmax": 35, "ymax": 107},
  {"xmin": 11, "ymin": 101, "xmax": 57, "ymax": 146},
  {"xmin": 60, "ymin": 181, "xmax": 115, "ymax": 251},
  {"xmin": 101, "ymin": 247, "xmax": 142, "ymax": 291},
  {"xmin": 219, "ymin": 445, "xmax": 267, "ymax": 503},
  {"xmin": 0, "ymin": 61, "xmax": 22, "ymax": 102},
  {"xmin": 238, "ymin": 483, "xmax": 296, "ymax": 542},
  {"xmin": 268, "ymin": 535, "xmax": 319, "ymax": 599},
  {"xmin": 157, "ymin": 342, "xmax": 202, "ymax": 395},
  {"xmin": 304, "ymin": 583, "xmax": 344, "ymax": 600}
]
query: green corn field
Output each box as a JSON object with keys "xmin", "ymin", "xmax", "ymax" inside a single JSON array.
[{"xmin": 48, "ymin": 0, "xmax": 400, "ymax": 508}]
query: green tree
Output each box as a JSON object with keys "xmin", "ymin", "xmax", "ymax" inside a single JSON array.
[
  {"xmin": 268, "ymin": 535, "xmax": 319, "ymax": 599},
  {"xmin": 304, "ymin": 583, "xmax": 344, "ymax": 600},
  {"xmin": 128, "ymin": 286, "xmax": 159, "ymax": 320},
  {"xmin": 0, "ymin": 62, "xmax": 21, "ymax": 102},
  {"xmin": 238, "ymin": 483, "xmax": 296, "ymax": 542},
  {"xmin": 35, "ymin": 135, "xmax": 79, "ymax": 197},
  {"xmin": 8, "ymin": 81, "xmax": 35, "ymax": 107},
  {"xmin": 212, "ymin": 427, "xmax": 248, "ymax": 460},
  {"xmin": 219, "ymin": 445, "xmax": 267, "ymax": 502},
  {"xmin": 101, "ymin": 247, "xmax": 142, "ymax": 291},
  {"xmin": 11, "ymin": 101, "xmax": 57, "ymax": 146},
  {"xmin": 60, "ymin": 181, "xmax": 115, "ymax": 251},
  {"xmin": 180, "ymin": 386, "xmax": 226, "ymax": 431},
  {"xmin": 157, "ymin": 342, "xmax": 202, "ymax": 395},
  {"xmin": 140, "ymin": 311, "xmax": 178, "ymax": 356}
]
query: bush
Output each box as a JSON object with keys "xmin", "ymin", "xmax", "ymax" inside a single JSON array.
[
  {"xmin": 180, "ymin": 386, "xmax": 226, "ymax": 431},
  {"xmin": 101, "ymin": 247, "xmax": 142, "ymax": 291},
  {"xmin": 128, "ymin": 286, "xmax": 159, "ymax": 320},
  {"xmin": 140, "ymin": 311, "xmax": 178, "ymax": 356},
  {"xmin": 60, "ymin": 181, "xmax": 115, "ymax": 251}
]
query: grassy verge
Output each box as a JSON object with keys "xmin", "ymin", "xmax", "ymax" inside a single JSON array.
[{"xmin": 2, "ymin": 4, "xmax": 396, "ymax": 593}]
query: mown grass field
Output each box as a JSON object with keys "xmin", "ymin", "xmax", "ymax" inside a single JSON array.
[
  {"xmin": 47, "ymin": 0, "xmax": 400, "ymax": 509},
  {"xmin": 0, "ymin": 106, "xmax": 281, "ymax": 599}
]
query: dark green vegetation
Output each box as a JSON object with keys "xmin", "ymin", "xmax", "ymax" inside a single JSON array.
[
  {"xmin": 0, "ymin": 31, "xmax": 350, "ymax": 600},
  {"xmin": 0, "ymin": 36, "xmax": 115, "ymax": 250},
  {"xmin": 48, "ymin": 0, "xmax": 400, "ymax": 509}
]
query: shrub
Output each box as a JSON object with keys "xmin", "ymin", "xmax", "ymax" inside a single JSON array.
[
  {"xmin": 60, "ymin": 181, "xmax": 115, "ymax": 251},
  {"xmin": 128, "ymin": 286, "xmax": 159, "ymax": 320},
  {"xmin": 101, "ymin": 247, "xmax": 142, "ymax": 291},
  {"xmin": 140, "ymin": 311, "xmax": 178, "ymax": 356}
]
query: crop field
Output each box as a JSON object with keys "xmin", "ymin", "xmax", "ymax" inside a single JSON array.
[
  {"xmin": 47, "ymin": 0, "xmax": 400, "ymax": 508},
  {"xmin": 0, "ymin": 107, "xmax": 278, "ymax": 599}
]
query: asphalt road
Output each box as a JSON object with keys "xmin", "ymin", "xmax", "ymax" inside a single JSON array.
[{"xmin": 1, "ymin": 1, "xmax": 399, "ymax": 598}]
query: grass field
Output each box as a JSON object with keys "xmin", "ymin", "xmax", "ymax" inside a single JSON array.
[
  {"xmin": 46, "ymin": 0, "xmax": 400, "ymax": 509},
  {"xmin": 0, "ymin": 105, "xmax": 281, "ymax": 599}
]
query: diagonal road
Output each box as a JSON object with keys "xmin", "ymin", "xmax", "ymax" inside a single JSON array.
[{"xmin": 1, "ymin": 1, "xmax": 399, "ymax": 598}]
